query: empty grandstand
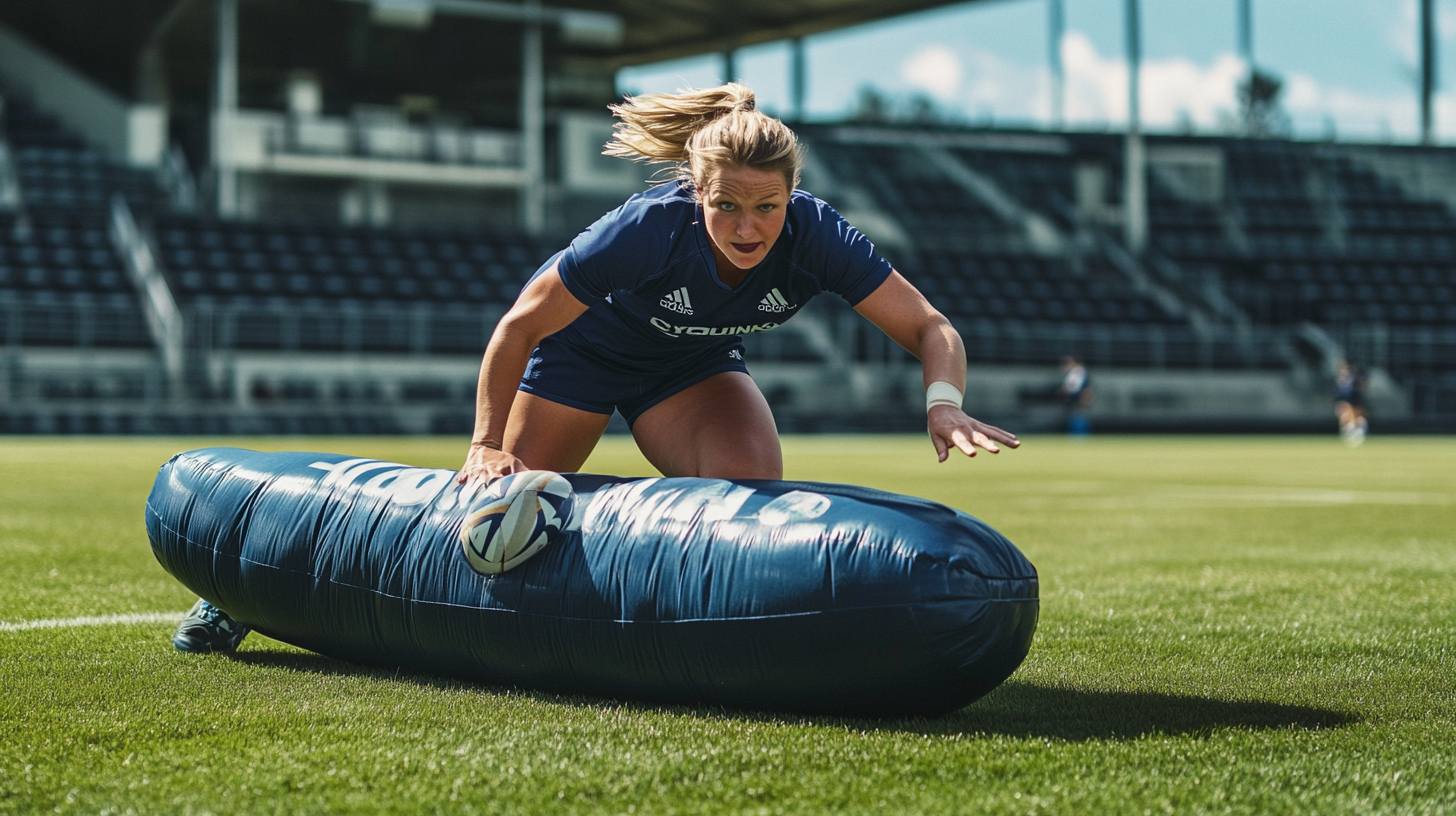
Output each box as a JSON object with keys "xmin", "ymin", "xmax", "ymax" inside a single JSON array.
[{"xmin": 1, "ymin": 1, "xmax": 1454, "ymax": 433}]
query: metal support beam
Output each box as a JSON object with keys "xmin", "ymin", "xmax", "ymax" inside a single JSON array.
[
  {"xmin": 1048, "ymin": 0, "xmax": 1064, "ymax": 130},
  {"xmin": 1123, "ymin": 0, "xmax": 1147, "ymax": 254},
  {"xmin": 136, "ymin": 0, "xmax": 195, "ymax": 105},
  {"xmin": 213, "ymin": 0, "xmax": 238, "ymax": 218},
  {"xmin": 347, "ymin": 0, "xmax": 619, "ymax": 28},
  {"xmin": 790, "ymin": 38, "xmax": 807, "ymax": 122},
  {"xmin": 1421, "ymin": 0, "xmax": 1437, "ymax": 145},
  {"xmin": 1237, "ymin": 0, "xmax": 1253, "ymax": 65},
  {"xmin": 520, "ymin": 0, "xmax": 545, "ymax": 236}
]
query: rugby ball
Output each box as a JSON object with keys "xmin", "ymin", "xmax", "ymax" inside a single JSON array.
[{"xmin": 459, "ymin": 470, "xmax": 576, "ymax": 575}]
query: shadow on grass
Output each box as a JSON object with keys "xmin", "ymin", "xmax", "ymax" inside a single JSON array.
[
  {"xmin": 895, "ymin": 680, "xmax": 1355, "ymax": 740},
  {"xmin": 227, "ymin": 651, "xmax": 1352, "ymax": 741}
]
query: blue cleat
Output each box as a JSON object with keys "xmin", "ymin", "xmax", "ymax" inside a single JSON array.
[{"xmin": 172, "ymin": 599, "xmax": 250, "ymax": 653}]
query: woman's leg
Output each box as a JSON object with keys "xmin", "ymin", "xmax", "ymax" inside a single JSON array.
[
  {"xmin": 630, "ymin": 371, "xmax": 783, "ymax": 479},
  {"xmin": 503, "ymin": 392, "xmax": 612, "ymax": 473}
]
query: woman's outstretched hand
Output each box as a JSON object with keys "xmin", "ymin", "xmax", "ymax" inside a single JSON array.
[
  {"xmin": 456, "ymin": 442, "xmax": 528, "ymax": 488},
  {"xmin": 928, "ymin": 405, "xmax": 1020, "ymax": 462}
]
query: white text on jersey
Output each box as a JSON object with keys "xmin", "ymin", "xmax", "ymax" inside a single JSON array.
[{"xmin": 649, "ymin": 317, "xmax": 781, "ymax": 337}]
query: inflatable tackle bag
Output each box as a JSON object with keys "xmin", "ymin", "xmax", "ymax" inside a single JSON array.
[{"xmin": 147, "ymin": 448, "xmax": 1039, "ymax": 717}]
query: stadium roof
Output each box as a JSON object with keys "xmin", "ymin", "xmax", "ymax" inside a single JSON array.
[
  {"xmin": 0, "ymin": 0, "xmax": 975, "ymax": 99},
  {"xmin": 602, "ymin": 0, "xmax": 977, "ymax": 68}
]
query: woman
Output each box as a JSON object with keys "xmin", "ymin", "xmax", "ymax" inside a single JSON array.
[
  {"xmin": 457, "ymin": 83, "xmax": 1017, "ymax": 485},
  {"xmin": 171, "ymin": 83, "xmax": 1018, "ymax": 653},
  {"xmin": 1334, "ymin": 360, "xmax": 1367, "ymax": 446}
]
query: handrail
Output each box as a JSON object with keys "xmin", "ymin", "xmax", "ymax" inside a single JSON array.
[
  {"xmin": 1296, "ymin": 322, "xmax": 1346, "ymax": 376},
  {"xmin": 158, "ymin": 143, "xmax": 198, "ymax": 212},
  {"xmin": 0, "ymin": 136, "xmax": 21, "ymax": 210},
  {"xmin": 109, "ymin": 195, "xmax": 184, "ymax": 393},
  {"xmin": 921, "ymin": 145, "xmax": 1066, "ymax": 255}
]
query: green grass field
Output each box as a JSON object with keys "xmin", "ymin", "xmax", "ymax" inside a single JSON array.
[{"xmin": 2, "ymin": 435, "xmax": 1454, "ymax": 815}]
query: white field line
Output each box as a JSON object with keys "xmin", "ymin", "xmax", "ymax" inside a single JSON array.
[
  {"xmin": 1161, "ymin": 485, "xmax": 1450, "ymax": 505},
  {"xmin": 0, "ymin": 611, "xmax": 186, "ymax": 633},
  {"xmin": 1038, "ymin": 485, "xmax": 1453, "ymax": 511}
]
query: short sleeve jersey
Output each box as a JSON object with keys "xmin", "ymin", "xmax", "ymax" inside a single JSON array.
[{"xmin": 551, "ymin": 182, "xmax": 894, "ymax": 362}]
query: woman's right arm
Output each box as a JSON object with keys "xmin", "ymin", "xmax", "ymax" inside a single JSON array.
[{"xmin": 458, "ymin": 259, "xmax": 590, "ymax": 485}]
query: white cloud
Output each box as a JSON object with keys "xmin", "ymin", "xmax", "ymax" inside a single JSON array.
[
  {"xmin": 1061, "ymin": 31, "xmax": 1129, "ymax": 126},
  {"xmin": 1053, "ymin": 31, "xmax": 1443, "ymax": 142},
  {"xmin": 1060, "ymin": 31, "xmax": 1243, "ymax": 130},
  {"xmin": 900, "ymin": 45, "xmax": 964, "ymax": 102},
  {"xmin": 856, "ymin": 23, "xmax": 1451, "ymax": 143},
  {"xmin": 1388, "ymin": 0, "xmax": 1419, "ymax": 66},
  {"xmin": 963, "ymin": 49, "xmax": 1046, "ymax": 121},
  {"xmin": 1281, "ymin": 71, "xmax": 1439, "ymax": 140}
]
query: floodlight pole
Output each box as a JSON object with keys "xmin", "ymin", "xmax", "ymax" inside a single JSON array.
[
  {"xmin": 1048, "ymin": 0, "xmax": 1064, "ymax": 130},
  {"xmin": 213, "ymin": 0, "xmax": 239, "ymax": 219},
  {"xmin": 1123, "ymin": 0, "xmax": 1147, "ymax": 254},
  {"xmin": 521, "ymin": 0, "xmax": 545, "ymax": 236},
  {"xmin": 1421, "ymin": 0, "xmax": 1436, "ymax": 145},
  {"xmin": 1237, "ymin": 0, "xmax": 1253, "ymax": 65},
  {"xmin": 790, "ymin": 37, "xmax": 807, "ymax": 122},
  {"xmin": 1238, "ymin": 0, "xmax": 1254, "ymax": 136}
]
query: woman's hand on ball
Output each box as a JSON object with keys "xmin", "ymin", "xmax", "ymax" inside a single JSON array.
[
  {"xmin": 458, "ymin": 443, "xmax": 528, "ymax": 487},
  {"xmin": 928, "ymin": 405, "xmax": 1019, "ymax": 462}
]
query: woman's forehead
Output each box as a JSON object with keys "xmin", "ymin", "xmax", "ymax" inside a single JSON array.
[{"xmin": 700, "ymin": 167, "xmax": 789, "ymax": 199}]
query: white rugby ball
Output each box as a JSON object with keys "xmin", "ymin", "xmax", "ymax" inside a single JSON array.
[{"xmin": 459, "ymin": 470, "xmax": 575, "ymax": 575}]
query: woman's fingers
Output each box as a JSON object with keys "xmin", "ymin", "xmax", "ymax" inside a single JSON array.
[
  {"xmin": 979, "ymin": 422, "xmax": 1021, "ymax": 447},
  {"xmin": 932, "ymin": 411, "xmax": 1020, "ymax": 461},
  {"xmin": 456, "ymin": 451, "xmax": 528, "ymax": 485}
]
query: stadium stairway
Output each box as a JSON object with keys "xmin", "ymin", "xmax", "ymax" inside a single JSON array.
[{"xmin": 1149, "ymin": 137, "xmax": 1456, "ymax": 426}]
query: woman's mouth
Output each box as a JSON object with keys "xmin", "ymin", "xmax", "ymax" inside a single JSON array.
[{"xmin": 731, "ymin": 241, "xmax": 762, "ymax": 254}]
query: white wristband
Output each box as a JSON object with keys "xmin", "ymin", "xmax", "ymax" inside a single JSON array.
[{"xmin": 925, "ymin": 381, "xmax": 964, "ymax": 413}]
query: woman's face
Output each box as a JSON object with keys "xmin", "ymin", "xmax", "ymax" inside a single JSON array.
[{"xmin": 697, "ymin": 165, "xmax": 791, "ymax": 270}]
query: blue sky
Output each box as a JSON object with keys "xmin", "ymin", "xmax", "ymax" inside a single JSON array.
[{"xmin": 617, "ymin": 0, "xmax": 1456, "ymax": 143}]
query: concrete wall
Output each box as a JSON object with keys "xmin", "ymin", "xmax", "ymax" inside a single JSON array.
[
  {"xmin": 750, "ymin": 361, "xmax": 1385, "ymax": 432},
  {"xmin": 0, "ymin": 22, "xmax": 164, "ymax": 167}
]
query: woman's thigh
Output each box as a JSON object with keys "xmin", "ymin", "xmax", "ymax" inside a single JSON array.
[
  {"xmin": 504, "ymin": 391, "xmax": 612, "ymax": 473},
  {"xmin": 630, "ymin": 371, "xmax": 782, "ymax": 479}
]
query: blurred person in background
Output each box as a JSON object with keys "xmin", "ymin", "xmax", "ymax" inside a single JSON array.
[
  {"xmin": 1334, "ymin": 360, "xmax": 1367, "ymax": 446},
  {"xmin": 1059, "ymin": 355, "xmax": 1093, "ymax": 436}
]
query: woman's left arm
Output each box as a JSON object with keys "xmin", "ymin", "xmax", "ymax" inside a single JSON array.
[{"xmin": 853, "ymin": 271, "xmax": 1020, "ymax": 462}]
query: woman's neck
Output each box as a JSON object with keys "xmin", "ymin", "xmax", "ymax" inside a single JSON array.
[{"xmin": 709, "ymin": 242, "xmax": 750, "ymax": 288}]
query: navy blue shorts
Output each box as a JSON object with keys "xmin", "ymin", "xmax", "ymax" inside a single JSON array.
[{"xmin": 520, "ymin": 333, "xmax": 749, "ymax": 426}]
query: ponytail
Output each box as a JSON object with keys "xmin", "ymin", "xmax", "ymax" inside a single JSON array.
[{"xmin": 605, "ymin": 83, "xmax": 802, "ymax": 190}]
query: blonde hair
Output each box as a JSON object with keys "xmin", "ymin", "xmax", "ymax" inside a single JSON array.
[{"xmin": 604, "ymin": 83, "xmax": 802, "ymax": 190}]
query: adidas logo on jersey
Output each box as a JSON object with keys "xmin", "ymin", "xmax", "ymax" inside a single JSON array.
[
  {"xmin": 758, "ymin": 288, "xmax": 794, "ymax": 313},
  {"xmin": 660, "ymin": 287, "xmax": 694, "ymax": 315}
]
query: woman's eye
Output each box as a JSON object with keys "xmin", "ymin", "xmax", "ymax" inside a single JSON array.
[
  {"xmin": 757, "ymin": 204, "xmax": 776, "ymax": 212},
  {"xmin": 718, "ymin": 202, "xmax": 736, "ymax": 211}
]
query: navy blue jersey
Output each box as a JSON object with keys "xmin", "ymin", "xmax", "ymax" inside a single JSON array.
[{"xmin": 550, "ymin": 182, "xmax": 894, "ymax": 362}]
